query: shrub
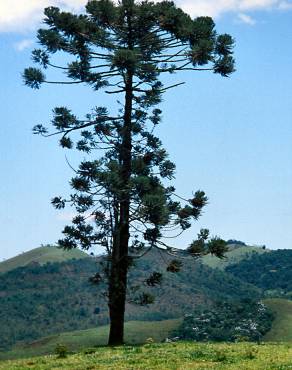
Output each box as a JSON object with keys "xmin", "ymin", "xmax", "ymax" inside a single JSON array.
[{"xmin": 55, "ymin": 344, "xmax": 68, "ymax": 358}]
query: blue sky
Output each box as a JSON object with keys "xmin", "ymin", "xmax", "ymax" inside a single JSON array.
[{"xmin": 0, "ymin": 1, "xmax": 291, "ymax": 260}]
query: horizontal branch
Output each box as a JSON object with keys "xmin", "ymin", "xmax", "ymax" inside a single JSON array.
[{"xmin": 41, "ymin": 116, "xmax": 122, "ymax": 138}]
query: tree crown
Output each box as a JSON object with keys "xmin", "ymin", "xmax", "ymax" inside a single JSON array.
[{"xmin": 24, "ymin": 0, "xmax": 233, "ymax": 280}]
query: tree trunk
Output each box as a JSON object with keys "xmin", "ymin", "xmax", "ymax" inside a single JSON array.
[
  {"xmin": 108, "ymin": 71, "xmax": 133, "ymax": 345},
  {"xmin": 108, "ymin": 255, "xmax": 129, "ymax": 345}
]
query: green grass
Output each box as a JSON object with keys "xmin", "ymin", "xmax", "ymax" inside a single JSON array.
[
  {"xmin": 202, "ymin": 245, "xmax": 267, "ymax": 270},
  {"xmin": 264, "ymin": 299, "xmax": 292, "ymax": 342},
  {"xmin": 0, "ymin": 319, "xmax": 181, "ymax": 361},
  {"xmin": 0, "ymin": 246, "xmax": 88, "ymax": 274},
  {"xmin": 0, "ymin": 342, "xmax": 291, "ymax": 369}
]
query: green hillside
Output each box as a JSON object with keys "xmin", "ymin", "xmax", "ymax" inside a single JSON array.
[
  {"xmin": 0, "ymin": 246, "xmax": 88, "ymax": 274},
  {"xmin": 0, "ymin": 319, "xmax": 181, "ymax": 361},
  {"xmin": 202, "ymin": 244, "xmax": 267, "ymax": 270},
  {"xmin": 226, "ymin": 249, "xmax": 292, "ymax": 298},
  {"xmin": 0, "ymin": 342, "xmax": 291, "ymax": 370},
  {"xmin": 0, "ymin": 249, "xmax": 259, "ymax": 350},
  {"xmin": 1, "ymin": 246, "xmax": 291, "ymax": 359},
  {"xmin": 264, "ymin": 299, "xmax": 292, "ymax": 342},
  {"xmin": 2, "ymin": 299, "xmax": 291, "ymax": 361}
]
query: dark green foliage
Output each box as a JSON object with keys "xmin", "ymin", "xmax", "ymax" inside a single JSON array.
[
  {"xmin": 146, "ymin": 272, "xmax": 163, "ymax": 286},
  {"xmin": 207, "ymin": 237, "xmax": 228, "ymax": 259},
  {"xmin": 226, "ymin": 250, "xmax": 292, "ymax": 299},
  {"xmin": 226, "ymin": 240, "xmax": 246, "ymax": 246},
  {"xmin": 166, "ymin": 259, "xmax": 183, "ymax": 273},
  {"xmin": 174, "ymin": 300, "xmax": 274, "ymax": 342},
  {"xmin": 55, "ymin": 344, "xmax": 68, "ymax": 358},
  {"xmin": 23, "ymin": 67, "xmax": 45, "ymax": 89},
  {"xmin": 133, "ymin": 292, "xmax": 156, "ymax": 305},
  {"xmin": 187, "ymin": 229, "xmax": 228, "ymax": 258}
]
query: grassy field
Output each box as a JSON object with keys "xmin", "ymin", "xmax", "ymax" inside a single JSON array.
[
  {"xmin": 0, "ymin": 319, "xmax": 181, "ymax": 361},
  {"xmin": 202, "ymin": 245, "xmax": 267, "ymax": 270},
  {"xmin": 0, "ymin": 342, "xmax": 291, "ymax": 369},
  {"xmin": 0, "ymin": 246, "xmax": 88, "ymax": 274},
  {"xmin": 264, "ymin": 299, "xmax": 292, "ymax": 342}
]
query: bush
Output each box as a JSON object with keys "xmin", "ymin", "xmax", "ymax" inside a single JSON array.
[
  {"xmin": 55, "ymin": 344, "xmax": 68, "ymax": 358},
  {"xmin": 173, "ymin": 299, "xmax": 274, "ymax": 342}
]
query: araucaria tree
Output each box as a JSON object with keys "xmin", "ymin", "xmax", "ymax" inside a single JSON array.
[{"xmin": 24, "ymin": 0, "xmax": 235, "ymax": 345}]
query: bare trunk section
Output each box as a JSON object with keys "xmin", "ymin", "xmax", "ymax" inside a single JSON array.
[{"xmin": 108, "ymin": 72, "xmax": 133, "ymax": 345}]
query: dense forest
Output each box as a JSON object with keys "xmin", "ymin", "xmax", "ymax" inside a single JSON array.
[
  {"xmin": 226, "ymin": 250, "xmax": 292, "ymax": 299},
  {"xmin": 0, "ymin": 249, "xmax": 259, "ymax": 350}
]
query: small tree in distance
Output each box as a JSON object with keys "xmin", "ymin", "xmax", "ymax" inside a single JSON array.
[{"xmin": 24, "ymin": 0, "xmax": 234, "ymax": 345}]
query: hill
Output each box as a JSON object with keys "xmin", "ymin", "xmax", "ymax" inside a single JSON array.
[
  {"xmin": 226, "ymin": 249, "xmax": 292, "ymax": 298},
  {"xmin": 0, "ymin": 342, "xmax": 291, "ymax": 370},
  {"xmin": 0, "ymin": 246, "xmax": 88, "ymax": 274},
  {"xmin": 264, "ymin": 299, "xmax": 292, "ymax": 342},
  {"xmin": 202, "ymin": 243, "xmax": 267, "ymax": 270},
  {"xmin": 0, "ymin": 248, "xmax": 259, "ymax": 350},
  {"xmin": 0, "ymin": 319, "xmax": 181, "ymax": 361}
]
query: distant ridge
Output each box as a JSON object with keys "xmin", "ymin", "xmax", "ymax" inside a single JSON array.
[
  {"xmin": 0, "ymin": 246, "xmax": 88, "ymax": 274},
  {"xmin": 201, "ymin": 243, "xmax": 268, "ymax": 270}
]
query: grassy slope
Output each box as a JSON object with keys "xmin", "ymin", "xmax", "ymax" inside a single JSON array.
[
  {"xmin": 202, "ymin": 244, "xmax": 267, "ymax": 270},
  {"xmin": 0, "ymin": 319, "xmax": 181, "ymax": 361},
  {"xmin": 0, "ymin": 342, "xmax": 291, "ymax": 370},
  {"xmin": 0, "ymin": 246, "xmax": 88, "ymax": 274},
  {"xmin": 264, "ymin": 299, "xmax": 292, "ymax": 342},
  {"xmin": 3, "ymin": 297, "xmax": 292, "ymax": 361}
]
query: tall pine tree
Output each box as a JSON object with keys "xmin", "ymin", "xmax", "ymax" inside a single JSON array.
[{"xmin": 24, "ymin": 0, "xmax": 235, "ymax": 345}]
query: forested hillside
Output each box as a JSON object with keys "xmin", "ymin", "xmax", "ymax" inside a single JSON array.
[
  {"xmin": 226, "ymin": 250, "xmax": 292, "ymax": 299},
  {"xmin": 0, "ymin": 249, "xmax": 259, "ymax": 350}
]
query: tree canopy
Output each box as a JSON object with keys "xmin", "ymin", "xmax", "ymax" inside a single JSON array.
[{"xmin": 24, "ymin": 0, "xmax": 235, "ymax": 345}]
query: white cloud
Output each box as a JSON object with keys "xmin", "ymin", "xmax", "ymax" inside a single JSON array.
[
  {"xmin": 14, "ymin": 39, "xmax": 34, "ymax": 51},
  {"xmin": 237, "ymin": 12, "xmax": 257, "ymax": 24},
  {"xmin": 56, "ymin": 211, "xmax": 77, "ymax": 222},
  {"xmin": 173, "ymin": 0, "xmax": 291, "ymax": 16},
  {"xmin": 176, "ymin": 0, "xmax": 238, "ymax": 17},
  {"xmin": 278, "ymin": 1, "xmax": 292, "ymax": 9},
  {"xmin": 0, "ymin": 0, "xmax": 291, "ymax": 32},
  {"xmin": 238, "ymin": 0, "xmax": 278, "ymax": 11},
  {"xmin": 0, "ymin": 1, "xmax": 86, "ymax": 32}
]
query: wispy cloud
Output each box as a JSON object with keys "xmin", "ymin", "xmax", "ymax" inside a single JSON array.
[
  {"xmin": 0, "ymin": 0, "xmax": 291, "ymax": 32},
  {"xmin": 14, "ymin": 39, "xmax": 34, "ymax": 51},
  {"xmin": 56, "ymin": 211, "xmax": 95, "ymax": 222},
  {"xmin": 237, "ymin": 12, "xmax": 257, "ymax": 24},
  {"xmin": 278, "ymin": 1, "xmax": 292, "ymax": 9},
  {"xmin": 56, "ymin": 211, "xmax": 77, "ymax": 222}
]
